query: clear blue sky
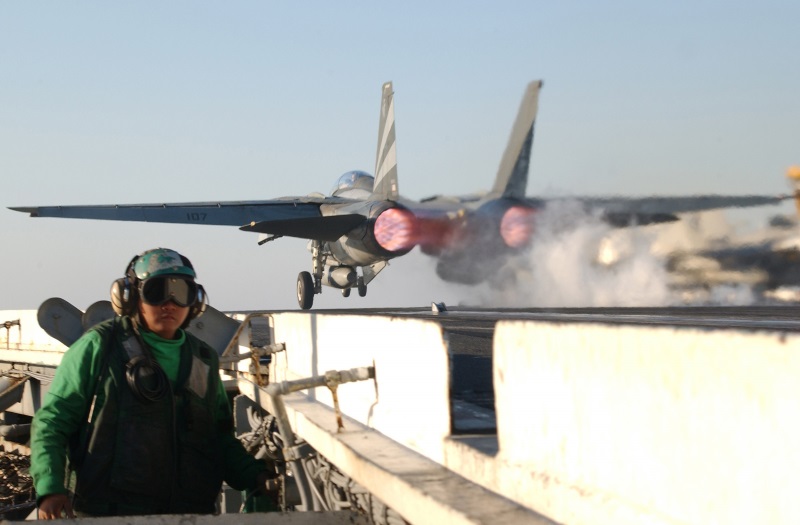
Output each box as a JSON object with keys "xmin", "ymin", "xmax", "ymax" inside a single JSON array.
[{"xmin": 1, "ymin": 1, "xmax": 798, "ymax": 311}]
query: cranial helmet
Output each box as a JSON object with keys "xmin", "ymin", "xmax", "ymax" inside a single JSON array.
[
  {"xmin": 132, "ymin": 248, "xmax": 197, "ymax": 281},
  {"xmin": 110, "ymin": 248, "xmax": 207, "ymax": 325}
]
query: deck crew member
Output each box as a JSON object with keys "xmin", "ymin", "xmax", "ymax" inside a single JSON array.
[{"xmin": 31, "ymin": 248, "xmax": 279, "ymax": 518}]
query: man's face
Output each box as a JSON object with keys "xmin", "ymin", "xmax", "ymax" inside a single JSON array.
[{"xmin": 138, "ymin": 299, "xmax": 190, "ymax": 339}]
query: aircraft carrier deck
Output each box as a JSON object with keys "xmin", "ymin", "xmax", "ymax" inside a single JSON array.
[{"xmin": 3, "ymin": 302, "xmax": 800, "ymax": 525}]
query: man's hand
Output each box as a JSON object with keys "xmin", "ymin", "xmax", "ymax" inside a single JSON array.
[{"xmin": 38, "ymin": 493, "xmax": 75, "ymax": 520}]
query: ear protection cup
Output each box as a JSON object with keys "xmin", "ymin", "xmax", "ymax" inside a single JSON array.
[
  {"xmin": 188, "ymin": 284, "xmax": 208, "ymax": 321},
  {"xmin": 110, "ymin": 276, "xmax": 136, "ymax": 316},
  {"xmin": 110, "ymin": 254, "xmax": 142, "ymax": 316},
  {"xmin": 179, "ymin": 284, "xmax": 208, "ymax": 328}
]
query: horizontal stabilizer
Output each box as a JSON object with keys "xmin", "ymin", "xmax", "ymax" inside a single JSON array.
[{"xmin": 240, "ymin": 214, "xmax": 366, "ymax": 241}]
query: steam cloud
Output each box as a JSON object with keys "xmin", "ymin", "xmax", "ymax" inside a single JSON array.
[{"xmin": 441, "ymin": 201, "xmax": 759, "ymax": 308}]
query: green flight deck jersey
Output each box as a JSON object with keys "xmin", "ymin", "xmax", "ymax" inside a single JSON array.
[{"xmin": 30, "ymin": 316, "xmax": 267, "ymax": 516}]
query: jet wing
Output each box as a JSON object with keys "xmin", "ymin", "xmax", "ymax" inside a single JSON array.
[
  {"xmin": 576, "ymin": 194, "xmax": 789, "ymax": 214},
  {"xmin": 533, "ymin": 194, "xmax": 790, "ymax": 226},
  {"xmin": 9, "ymin": 196, "xmax": 367, "ymax": 242}
]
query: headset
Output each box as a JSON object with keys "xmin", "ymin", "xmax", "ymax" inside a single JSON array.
[{"xmin": 110, "ymin": 249, "xmax": 207, "ymax": 326}]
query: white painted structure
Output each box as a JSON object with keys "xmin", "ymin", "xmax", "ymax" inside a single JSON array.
[{"xmin": 2, "ymin": 307, "xmax": 799, "ymax": 525}]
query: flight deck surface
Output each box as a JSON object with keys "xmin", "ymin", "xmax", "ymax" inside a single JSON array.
[{"xmin": 3, "ymin": 303, "xmax": 800, "ymax": 525}]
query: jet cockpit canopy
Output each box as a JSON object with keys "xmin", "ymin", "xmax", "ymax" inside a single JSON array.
[{"xmin": 331, "ymin": 170, "xmax": 374, "ymax": 196}]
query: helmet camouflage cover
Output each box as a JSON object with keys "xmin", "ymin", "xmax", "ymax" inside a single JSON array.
[{"xmin": 132, "ymin": 248, "xmax": 196, "ymax": 281}]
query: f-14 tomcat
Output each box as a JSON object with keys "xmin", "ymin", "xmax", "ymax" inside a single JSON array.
[{"xmin": 10, "ymin": 81, "xmax": 791, "ymax": 309}]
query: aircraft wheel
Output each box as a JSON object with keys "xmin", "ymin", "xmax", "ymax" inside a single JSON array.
[
  {"xmin": 357, "ymin": 277, "xmax": 367, "ymax": 297},
  {"xmin": 297, "ymin": 272, "xmax": 314, "ymax": 310},
  {"xmin": 342, "ymin": 288, "xmax": 351, "ymax": 298}
]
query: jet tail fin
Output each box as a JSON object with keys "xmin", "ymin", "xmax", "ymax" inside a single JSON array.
[
  {"xmin": 372, "ymin": 81, "xmax": 399, "ymax": 200},
  {"xmin": 490, "ymin": 80, "xmax": 543, "ymax": 199}
]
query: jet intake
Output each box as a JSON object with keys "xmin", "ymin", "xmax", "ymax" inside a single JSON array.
[{"xmin": 324, "ymin": 265, "xmax": 357, "ymax": 289}]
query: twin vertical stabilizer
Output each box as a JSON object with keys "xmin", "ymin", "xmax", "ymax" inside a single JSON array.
[
  {"xmin": 490, "ymin": 80, "xmax": 542, "ymax": 199},
  {"xmin": 372, "ymin": 81, "xmax": 399, "ymax": 201},
  {"xmin": 372, "ymin": 80, "xmax": 542, "ymax": 202}
]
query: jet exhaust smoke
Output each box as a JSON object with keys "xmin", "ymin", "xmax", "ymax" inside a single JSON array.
[
  {"xmin": 472, "ymin": 201, "xmax": 674, "ymax": 307},
  {"xmin": 386, "ymin": 202, "xmax": 771, "ymax": 309}
]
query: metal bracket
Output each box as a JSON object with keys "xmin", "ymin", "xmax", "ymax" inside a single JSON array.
[{"xmin": 2, "ymin": 319, "xmax": 20, "ymax": 350}]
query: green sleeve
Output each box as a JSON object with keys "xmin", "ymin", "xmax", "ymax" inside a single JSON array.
[
  {"xmin": 214, "ymin": 376, "xmax": 267, "ymax": 491},
  {"xmin": 30, "ymin": 330, "xmax": 106, "ymax": 498}
]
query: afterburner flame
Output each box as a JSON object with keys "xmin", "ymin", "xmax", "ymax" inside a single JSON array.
[
  {"xmin": 374, "ymin": 208, "xmax": 417, "ymax": 252},
  {"xmin": 500, "ymin": 206, "xmax": 536, "ymax": 248}
]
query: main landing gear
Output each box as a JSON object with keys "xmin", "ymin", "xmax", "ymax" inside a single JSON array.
[
  {"xmin": 297, "ymin": 241, "xmax": 369, "ymax": 310},
  {"xmin": 297, "ymin": 271, "xmax": 314, "ymax": 310},
  {"xmin": 297, "ymin": 271, "xmax": 369, "ymax": 309}
]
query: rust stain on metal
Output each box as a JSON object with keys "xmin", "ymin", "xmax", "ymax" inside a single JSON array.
[{"xmin": 328, "ymin": 383, "xmax": 344, "ymax": 432}]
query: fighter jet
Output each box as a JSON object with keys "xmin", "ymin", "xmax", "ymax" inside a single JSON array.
[
  {"xmin": 10, "ymin": 81, "xmax": 792, "ymax": 309},
  {"xmin": 11, "ymin": 82, "xmax": 418, "ymax": 310}
]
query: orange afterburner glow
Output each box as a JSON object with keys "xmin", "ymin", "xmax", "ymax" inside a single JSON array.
[
  {"xmin": 500, "ymin": 206, "xmax": 536, "ymax": 248},
  {"xmin": 374, "ymin": 208, "xmax": 417, "ymax": 252}
]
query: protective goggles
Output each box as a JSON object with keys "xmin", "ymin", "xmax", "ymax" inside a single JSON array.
[{"xmin": 139, "ymin": 276, "xmax": 199, "ymax": 307}]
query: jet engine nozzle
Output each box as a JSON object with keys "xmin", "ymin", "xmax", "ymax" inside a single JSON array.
[
  {"xmin": 374, "ymin": 208, "xmax": 417, "ymax": 253},
  {"xmin": 500, "ymin": 205, "xmax": 537, "ymax": 248}
]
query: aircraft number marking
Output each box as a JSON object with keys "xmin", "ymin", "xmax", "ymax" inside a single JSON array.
[{"xmin": 186, "ymin": 212, "xmax": 207, "ymax": 222}]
